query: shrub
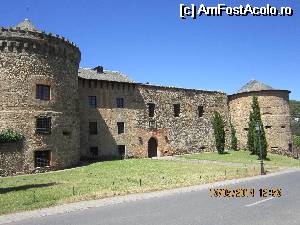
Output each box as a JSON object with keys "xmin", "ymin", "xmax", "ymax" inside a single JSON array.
[
  {"xmin": 293, "ymin": 136, "xmax": 300, "ymax": 148},
  {"xmin": 212, "ymin": 111, "xmax": 225, "ymax": 154},
  {"xmin": 0, "ymin": 129, "xmax": 23, "ymax": 143}
]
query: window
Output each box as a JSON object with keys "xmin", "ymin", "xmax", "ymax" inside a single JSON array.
[
  {"xmin": 89, "ymin": 122, "xmax": 98, "ymax": 135},
  {"xmin": 88, "ymin": 96, "xmax": 97, "ymax": 108},
  {"xmin": 289, "ymin": 143, "xmax": 293, "ymax": 152},
  {"xmin": 198, "ymin": 106, "xmax": 204, "ymax": 117},
  {"xmin": 117, "ymin": 122, "xmax": 125, "ymax": 134},
  {"xmin": 90, "ymin": 147, "xmax": 98, "ymax": 158},
  {"xmin": 36, "ymin": 85, "xmax": 50, "ymax": 100},
  {"xmin": 35, "ymin": 150, "xmax": 51, "ymax": 167},
  {"xmin": 174, "ymin": 104, "xmax": 180, "ymax": 117},
  {"xmin": 116, "ymin": 98, "xmax": 124, "ymax": 108},
  {"xmin": 118, "ymin": 145, "xmax": 126, "ymax": 159},
  {"xmin": 148, "ymin": 103, "xmax": 155, "ymax": 117},
  {"xmin": 149, "ymin": 120, "xmax": 157, "ymax": 129},
  {"xmin": 265, "ymin": 126, "xmax": 272, "ymax": 129},
  {"xmin": 62, "ymin": 130, "xmax": 71, "ymax": 136},
  {"xmin": 138, "ymin": 137, "xmax": 143, "ymax": 145},
  {"xmin": 36, "ymin": 117, "xmax": 51, "ymax": 134}
]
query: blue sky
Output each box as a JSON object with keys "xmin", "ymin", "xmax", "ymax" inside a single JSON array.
[{"xmin": 1, "ymin": 0, "xmax": 299, "ymax": 99}]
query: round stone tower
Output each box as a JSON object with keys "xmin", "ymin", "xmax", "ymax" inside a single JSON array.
[
  {"xmin": 0, "ymin": 19, "xmax": 81, "ymax": 175},
  {"xmin": 228, "ymin": 80, "xmax": 293, "ymax": 155}
]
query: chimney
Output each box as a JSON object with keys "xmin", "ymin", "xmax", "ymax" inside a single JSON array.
[{"xmin": 93, "ymin": 66, "xmax": 104, "ymax": 74}]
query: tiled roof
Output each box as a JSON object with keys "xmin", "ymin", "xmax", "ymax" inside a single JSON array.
[
  {"xmin": 237, "ymin": 80, "xmax": 274, "ymax": 93},
  {"xmin": 14, "ymin": 19, "xmax": 40, "ymax": 32},
  {"xmin": 78, "ymin": 68, "xmax": 135, "ymax": 83}
]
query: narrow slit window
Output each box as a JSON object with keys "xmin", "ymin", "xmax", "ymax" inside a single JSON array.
[
  {"xmin": 174, "ymin": 104, "xmax": 180, "ymax": 117},
  {"xmin": 148, "ymin": 103, "xmax": 155, "ymax": 117},
  {"xmin": 198, "ymin": 106, "xmax": 204, "ymax": 117},
  {"xmin": 117, "ymin": 122, "xmax": 125, "ymax": 134}
]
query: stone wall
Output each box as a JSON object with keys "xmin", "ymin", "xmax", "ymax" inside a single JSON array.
[
  {"xmin": 0, "ymin": 28, "xmax": 81, "ymax": 175},
  {"xmin": 228, "ymin": 90, "xmax": 293, "ymax": 155},
  {"xmin": 78, "ymin": 80, "xmax": 230, "ymax": 159}
]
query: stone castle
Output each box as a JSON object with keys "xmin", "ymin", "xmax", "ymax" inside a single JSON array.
[{"xmin": 0, "ymin": 20, "xmax": 293, "ymax": 176}]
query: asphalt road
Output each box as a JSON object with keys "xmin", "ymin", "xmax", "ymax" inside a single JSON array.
[{"xmin": 5, "ymin": 170, "xmax": 300, "ymax": 225}]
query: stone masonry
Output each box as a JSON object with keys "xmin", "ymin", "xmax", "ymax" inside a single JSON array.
[{"xmin": 0, "ymin": 20, "xmax": 293, "ymax": 176}]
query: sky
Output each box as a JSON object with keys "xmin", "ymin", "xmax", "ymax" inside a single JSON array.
[{"xmin": 0, "ymin": 0, "xmax": 299, "ymax": 99}]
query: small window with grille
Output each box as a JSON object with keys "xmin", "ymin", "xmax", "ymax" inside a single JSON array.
[
  {"xmin": 90, "ymin": 146, "xmax": 99, "ymax": 158},
  {"xmin": 36, "ymin": 85, "xmax": 50, "ymax": 100},
  {"xmin": 116, "ymin": 98, "xmax": 124, "ymax": 108},
  {"xmin": 88, "ymin": 96, "xmax": 97, "ymax": 108},
  {"xmin": 89, "ymin": 122, "xmax": 98, "ymax": 135},
  {"xmin": 36, "ymin": 117, "xmax": 51, "ymax": 134},
  {"xmin": 35, "ymin": 150, "xmax": 51, "ymax": 167}
]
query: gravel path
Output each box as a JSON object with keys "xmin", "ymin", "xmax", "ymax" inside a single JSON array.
[{"xmin": 152, "ymin": 156, "xmax": 258, "ymax": 167}]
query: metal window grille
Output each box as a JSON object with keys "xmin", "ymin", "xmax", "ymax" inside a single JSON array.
[
  {"xmin": 36, "ymin": 117, "xmax": 51, "ymax": 134},
  {"xmin": 149, "ymin": 120, "xmax": 157, "ymax": 129},
  {"xmin": 88, "ymin": 96, "xmax": 97, "ymax": 108},
  {"xmin": 35, "ymin": 151, "xmax": 50, "ymax": 167},
  {"xmin": 116, "ymin": 98, "xmax": 124, "ymax": 108},
  {"xmin": 36, "ymin": 85, "xmax": 50, "ymax": 100}
]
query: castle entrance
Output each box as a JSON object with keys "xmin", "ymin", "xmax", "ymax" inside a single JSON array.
[{"xmin": 148, "ymin": 137, "xmax": 157, "ymax": 158}]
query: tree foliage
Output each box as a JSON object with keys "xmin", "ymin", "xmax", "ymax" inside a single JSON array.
[
  {"xmin": 230, "ymin": 123, "xmax": 238, "ymax": 151},
  {"xmin": 212, "ymin": 111, "xmax": 225, "ymax": 154},
  {"xmin": 247, "ymin": 96, "xmax": 268, "ymax": 159},
  {"xmin": 290, "ymin": 100, "xmax": 300, "ymax": 136}
]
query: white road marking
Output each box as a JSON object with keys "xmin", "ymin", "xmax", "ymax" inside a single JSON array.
[{"xmin": 246, "ymin": 197, "xmax": 275, "ymax": 207}]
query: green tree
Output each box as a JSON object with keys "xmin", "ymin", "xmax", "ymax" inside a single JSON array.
[
  {"xmin": 247, "ymin": 96, "xmax": 268, "ymax": 159},
  {"xmin": 212, "ymin": 111, "xmax": 225, "ymax": 154},
  {"xmin": 247, "ymin": 112, "xmax": 257, "ymax": 155},
  {"xmin": 290, "ymin": 100, "xmax": 300, "ymax": 136},
  {"xmin": 230, "ymin": 123, "xmax": 238, "ymax": 151}
]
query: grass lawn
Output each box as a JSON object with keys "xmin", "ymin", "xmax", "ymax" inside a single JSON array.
[
  {"xmin": 180, "ymin": 150, "xmax": 300, "ymax": 168},
  {"xmin": 0, "ymin": 158, "xmax": 268, "ymax": 215}
]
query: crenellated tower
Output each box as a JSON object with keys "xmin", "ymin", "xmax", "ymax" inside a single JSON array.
[{"xmin": 0, "ymin": 19, "xmax": 81, "ymax": 175}]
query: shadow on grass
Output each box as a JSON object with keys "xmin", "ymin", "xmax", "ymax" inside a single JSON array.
[
  {"xmin": 221, "ymin": 152, "xmax": 230, "ymax": 155},
  {"xmin": 0, "ymin": 182, "xmax": 57, "ymax": 194}
]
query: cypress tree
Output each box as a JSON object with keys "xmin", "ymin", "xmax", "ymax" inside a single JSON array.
[
  {"xmin": 230, "ymin": 123, "xmax": 238, "ymax": 151},
  {"xmin": 212, "ymin": 111, "xmax": 225, "ymax": 154},
  {"xmin": 247, "ymin": 111, "xmax": 257, "ymax": 155},
  {"xmin": 247, "ymin": 96, "xmax": 268, "ymax": 159}
]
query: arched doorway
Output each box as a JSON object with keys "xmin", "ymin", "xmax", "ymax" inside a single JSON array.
[{"xmin": 148, "ymin": 137, "xmax": 158, "ymax": 158}]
